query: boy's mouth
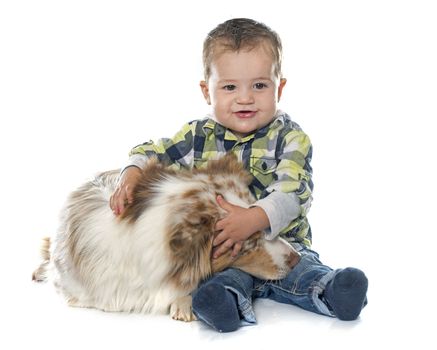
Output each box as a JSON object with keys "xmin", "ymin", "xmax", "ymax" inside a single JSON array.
[{"xmin": 235, "ymin": 110, "xmax": 257, "ymax": 118}]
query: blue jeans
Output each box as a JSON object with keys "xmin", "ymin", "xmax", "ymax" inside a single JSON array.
[{"xmin": 193, "ymin": 249, "xmax": 339, "ymax": 326}]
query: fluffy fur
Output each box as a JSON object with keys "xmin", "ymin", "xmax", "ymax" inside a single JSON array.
[{"xmin": 33, "ymin": 154, "xmax": 300, "ymax": 321}]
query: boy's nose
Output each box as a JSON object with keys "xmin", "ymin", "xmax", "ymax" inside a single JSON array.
[{"xmin": 236, "ymin": 88, "xmax": 254, "ymax": 105}]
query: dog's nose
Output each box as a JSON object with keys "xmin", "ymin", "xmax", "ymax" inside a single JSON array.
[{"xmin": 286, "ymin": 251, "xmax": 301, "ymax": 269}]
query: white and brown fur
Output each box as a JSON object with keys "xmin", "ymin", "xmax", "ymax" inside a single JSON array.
[{"xmin": 33, "ymin": 154, "xmax": 300, "ymax": 321}]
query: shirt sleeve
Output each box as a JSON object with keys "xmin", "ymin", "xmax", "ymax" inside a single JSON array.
[
  {"xmin": 122, "ymin": 122, "xmax": 196, "ymax": 171},
  {"xmin": 253, "ymin": 192, "xmax": 301, "ymax": 239},
  {"xmin": 255, "ymin": 130, "xmax": 313, "ymax": 239}
]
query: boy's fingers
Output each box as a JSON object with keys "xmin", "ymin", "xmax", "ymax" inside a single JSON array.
[
  {"xmin": 112, "ymin": 193, "xmax": 126, "ymax": 216},
  {"xmin": 111, "ymin": 193, "xmax": 120, "ymax": 213},
  {"xmin": 126, "ymin": 187, "xmax": 134, "ymax": 204},
  {"xmin": 213, "ymin": 239, "xmax": 234, "ymax": 258},
  {"xmin": 213, "ymin": 247, "xmax": 225, "ymax": 259},
  {"xmin": 231, "ymin": 242, "xmax": 242, "ymax": 257},
  {"xmin": 213, "ymin": 230, "xmax": 228, "ymax": 246},
  {"xmin": 216, "ymin": 195, "xmax": 233, "ymax": 212},
  {"xmin": 212, "ymin": 246, "xmax": 220, "ymax": 259},
  {"xmin": 214, "ymin": 218, "xmax": 225, "ymax": 231}
]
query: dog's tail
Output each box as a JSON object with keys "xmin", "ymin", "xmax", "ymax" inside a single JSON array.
[{"xmin": 32, "ymin": 237, "xmax": 51, "ymax": 282}]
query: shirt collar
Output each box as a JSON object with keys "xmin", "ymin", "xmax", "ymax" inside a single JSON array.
[{"xmin": 203, "ymin": 110, "xmax": 286, "ymax": 141}]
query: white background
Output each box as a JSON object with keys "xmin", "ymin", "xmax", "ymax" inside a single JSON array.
[{"xmin": 1, "ymin": 0, "xmax": 436, "ymax": 349}]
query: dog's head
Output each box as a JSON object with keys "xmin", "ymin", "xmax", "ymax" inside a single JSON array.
[
  {"xmin": 212, "ymin": 233, "xmax": 300, "ymax": 280},
  {"xmin": 166, "ymin": 213, "xmax": 300, "ymax": 290},
  {"xmin": 161, "ymin": 154, "xmax": 300, "ymax": 291}
]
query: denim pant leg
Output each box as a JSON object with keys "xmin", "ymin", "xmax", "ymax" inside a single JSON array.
[
  {"xmin": 254, "ymin": 249, "xmax": 336, "ymax": 317},
  {"xmin": 192, "ymin": 267, "xmax": 257, "ymax": 325}
]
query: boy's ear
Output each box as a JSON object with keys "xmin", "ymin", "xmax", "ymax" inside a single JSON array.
[
  {"xmin": 277, "ymin": 78, "xmax": 287, "ymax": 102},
  {"xmin": 200, "ymin": 80, "xmax": 211, "ymax": 105}
]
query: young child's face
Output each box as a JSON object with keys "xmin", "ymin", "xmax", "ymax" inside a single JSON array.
[{"xmin": 200, "ymin": 44, "xmax": 286, "ymax": 137}]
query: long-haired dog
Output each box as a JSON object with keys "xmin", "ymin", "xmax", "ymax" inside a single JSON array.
[{"xmin": 33, "ymin": 154, "xmax": 300, "ymax": 321}]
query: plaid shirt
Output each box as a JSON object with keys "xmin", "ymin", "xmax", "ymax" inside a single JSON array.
[{"xmin": 127, "ymin": 111, "xmax": 313, "ymax": 248}]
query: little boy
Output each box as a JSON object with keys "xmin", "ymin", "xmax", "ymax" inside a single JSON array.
[{"xmin": 110, "ymin": 18, "xmax": 368, "ymax": 332}]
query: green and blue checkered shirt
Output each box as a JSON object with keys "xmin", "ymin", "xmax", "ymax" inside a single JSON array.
[{"xmin": 126, "ymin": 110, "xmax": 313, "ymax": 248}]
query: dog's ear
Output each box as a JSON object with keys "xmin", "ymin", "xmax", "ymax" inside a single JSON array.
[{"xmin": 166, "ymin": 214, "xmax": 215, "ymax": 290}]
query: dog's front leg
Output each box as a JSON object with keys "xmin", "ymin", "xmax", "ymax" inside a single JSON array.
[{"xmin": 170, "ymin": 295, "xmax": 197, "ymax": 322}]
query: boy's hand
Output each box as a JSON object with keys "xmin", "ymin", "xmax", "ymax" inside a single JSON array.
[
  {"xmin": 213, "ymin": 195, "xmax": 270, "ymax": 259},
  {"xmin": 110, "ymin": 166, "xmax": 142, "ymax": 216}
]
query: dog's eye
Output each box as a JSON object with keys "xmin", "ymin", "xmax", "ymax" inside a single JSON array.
[{"xmin": 199, "ymin": 216, "xmax": 211, "ymax": 226}]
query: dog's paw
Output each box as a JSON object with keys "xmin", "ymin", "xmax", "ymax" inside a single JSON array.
[{"xmin": 170, "ymin": 295, "xmax": 197, "ymax": 322}]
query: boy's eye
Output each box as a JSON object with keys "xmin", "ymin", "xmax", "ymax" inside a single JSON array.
[
  {"xmin": 223, "ymin": 85, "xmax": 236, "ymax": 91},
  {"xmin": 254, "ymin": 82, "xmax": 268, "ymax": 89}
]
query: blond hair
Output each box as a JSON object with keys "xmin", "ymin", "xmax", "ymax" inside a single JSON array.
[{"xmin": 203, "ymin": 18, "xmax": 283, "ymax": 81}]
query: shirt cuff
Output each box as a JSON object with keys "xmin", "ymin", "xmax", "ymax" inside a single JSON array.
[
  {"xmin": 253, "ymin": 192, "xmax": 301, "ymax": 240},
  {"xmin": 121, "ymin": 154, "xmax": 148, "ymax": 174}
]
